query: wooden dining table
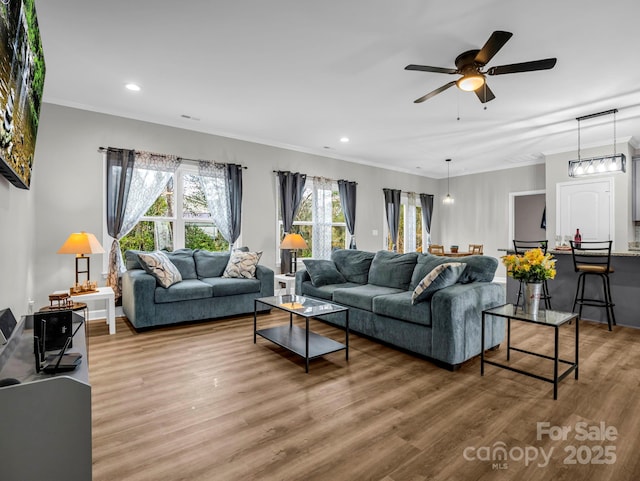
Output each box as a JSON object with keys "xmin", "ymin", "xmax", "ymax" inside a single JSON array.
[{"xmin": 439, "ymin": 251, "xmax": 475, "ymax": 257}]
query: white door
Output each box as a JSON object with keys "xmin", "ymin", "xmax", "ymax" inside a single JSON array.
[{"xmin": 557, "ymin": 179, "xmax": 612, "ymax": 241}]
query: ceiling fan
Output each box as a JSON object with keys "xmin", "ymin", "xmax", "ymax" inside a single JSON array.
[{"xmin": 405, "ymin": 31, "xmax": 557, "ymax": 104}]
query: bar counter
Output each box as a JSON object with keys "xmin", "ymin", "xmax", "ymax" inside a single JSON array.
[{"xmin": 502, "ymin": 248, "xmax": 640, "ymax": 329}]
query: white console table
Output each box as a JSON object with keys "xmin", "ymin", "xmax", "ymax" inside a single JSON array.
[{"xmin": 56, "ymin": 286, "xmax": 116, "ymax": 334}]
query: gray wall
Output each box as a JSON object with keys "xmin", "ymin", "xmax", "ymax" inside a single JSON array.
[
  {"xmin": 23, "ymin": 103, "xmax": 438, "ymax": 312},
  {"xmin": 432, "ymin": 163, "xmax": 546, "ymax": 278},
  {"xmin": 0, "ymin": 176, "xmax": 35, "ymax": 317}
]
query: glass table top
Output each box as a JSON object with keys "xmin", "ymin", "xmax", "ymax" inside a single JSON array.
[
  {"xmin": 257, "ymin": 295, "xmax": 347, "ymax": 317},
  {"xmin": 483, "ymin": 303, "xmax": 578, "ymax": 326}
]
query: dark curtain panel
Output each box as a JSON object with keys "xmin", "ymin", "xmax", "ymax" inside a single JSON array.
[
  {"xmin": 106, "ymin": 148, "xmax": 135, "ymax": 298},
  {"xmin": 338, "ymin": 180, "xmax": 357, "ymax": 249},
  {"xmin": 277, "ymin": 171, "xmax": 307, "ymax": 273},
  {"xmin": 419, "ymin": 193, "xmax": 434, "ymax": 238},
  {"xmin": 383, "ymin": 188, "xmax": 401, "ymax": 251},
  {"xmin": 227, "ymin": 163, "xmax": 243, "ymax": 244}
]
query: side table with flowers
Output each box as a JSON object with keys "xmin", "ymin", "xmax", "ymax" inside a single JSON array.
[{"xmin": 502, "ymin": 248, "xmax": 556, "ymax": 316}]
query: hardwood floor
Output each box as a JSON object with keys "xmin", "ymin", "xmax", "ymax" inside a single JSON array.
[{"xmin": 88, "ymin": 313, "xmax": 640, "ymax": 481}]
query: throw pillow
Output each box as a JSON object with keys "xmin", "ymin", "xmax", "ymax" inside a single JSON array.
[
  {"xmin": 137, "ymin": 251, "xmax": 183, "ymax": 288},
  {"xmin": 412, "ymin": 262, "xmax": 466, "ymax": 304},
  {"xmin": 223, "ymin": 250, "xmax": 263, "ymax": 279},
  {"xmin": 303, "ymin": 259, "xmax": 347, "ymax": 287}
]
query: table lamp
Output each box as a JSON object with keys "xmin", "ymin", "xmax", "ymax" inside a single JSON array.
[
  {"xmin": 280, "ymin": 233, "xmax": 308, "ymax": 277},
  {"xmin": 57, "ymin": 231, "xmax": 105, "ymax": 284}
]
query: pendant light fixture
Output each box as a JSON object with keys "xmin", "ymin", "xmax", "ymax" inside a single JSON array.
[
  {"xmin": 568, "ymin": 108, "xmax": 626, "ymax": 177},
  {"xmin": 443, "ymin": 158, "xmax": 454, "ymax": 205}
]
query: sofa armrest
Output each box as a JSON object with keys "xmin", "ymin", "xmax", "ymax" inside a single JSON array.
[
  {"xmin": 121, "ymin": 269, "xmax": 157, "ymax": 327},
  {"xmin": 429, "ymin": 282, "xmax": 505, "ymax": 366},
  {"xmin": 295, "ymin": 268, "xmax": 310, "ymax": 295},
  {"xmin": 255, "ymin": 265, "xmax": 274, "ymax": 297}
]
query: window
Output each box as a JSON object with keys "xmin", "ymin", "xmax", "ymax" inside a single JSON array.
[
  {"xmin": 385, "ymin": 194, "xmax": 427, "ymax": 253},
  {"xmin": 119, "ymin": 165, "xmax": 231, "ymax": 255},
  {"xmin": 276, "ymin": 178, "xmax": 347, "ymax": 262}
]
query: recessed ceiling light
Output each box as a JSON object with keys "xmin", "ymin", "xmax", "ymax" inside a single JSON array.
[
  {"xmin": 125, "ymin": 83, "xmax": 141, "ymax": 91},
  {"xmin": 340, "ymin": 137, "xmax": 350, "ymax": 143}
]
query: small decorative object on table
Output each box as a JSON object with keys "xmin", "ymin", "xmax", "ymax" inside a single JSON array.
[
  {"xmin": 502, "ymin": 248, "xmax": 556, "ymax": 317},
  {"xmin": 450, "ymin": 245, "xmax": 459, "ymax": 253},
  {"xmin": 70, "ymin": 280, "xmax": 98, "ymax": 295},
  {"xmin": 48, "ymin": 293, "xmax": 74, "ymax": 309}
]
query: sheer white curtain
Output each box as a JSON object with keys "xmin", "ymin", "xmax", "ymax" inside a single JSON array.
[
  {"xmin": 198, "ymin": 162, "xmax": 233, "ymax": 246},
  {"xmin": 405, "ymin": 193, "xmax": 417, "ymax": 252},
  {"xmin": 118, "ymin": 152, "xmax": 180, "ymax": 235},
  {"xmin": 312, "ymin": 177, "xmax": 333, "ymax": 259}
]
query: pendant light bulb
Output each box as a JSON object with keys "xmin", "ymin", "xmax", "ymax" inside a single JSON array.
[{"xmin": 443, "ymin": 158, "xmax": 454, "ymax": 205}]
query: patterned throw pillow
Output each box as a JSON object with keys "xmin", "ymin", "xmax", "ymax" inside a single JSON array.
[
  {"xmin": 223, "ymin": 251, "xmax": 263, "ymax": 279},
  {"xmin": 411, "ymin": 262, "xmax": 466, "ymax": 304},
  {"xmin": 137, "ymin": 251, "xmax": 183, "ymax": 288}
]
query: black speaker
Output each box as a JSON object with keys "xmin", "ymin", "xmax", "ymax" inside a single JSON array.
[
  {"xmin": 34, "ymin": 310, "xmax": 73, "ymax": 351},
  {"xmin": 0, "ymin": 308, "xmax": 18, "ymax": 345}
]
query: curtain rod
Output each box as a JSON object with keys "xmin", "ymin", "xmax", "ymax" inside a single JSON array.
[
  {"xmin": 98, "ymin": 147, "xmax": 247, "ymax": 169},
  {"xmin": 272, "ymin": 170, "xmax": 357, "ymax": 185}
]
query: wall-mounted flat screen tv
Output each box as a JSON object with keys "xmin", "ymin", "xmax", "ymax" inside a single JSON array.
[{"xmin": 0, "ymin": 0, "xmax": 45, "ymax": 190}]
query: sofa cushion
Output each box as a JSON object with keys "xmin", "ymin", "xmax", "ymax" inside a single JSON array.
[
  {"xmin": 194, "ymin": 250, "xmax": 231, "ymax": 278},
  {"xmin": 300, "ymin": 281, "xmax": 361, "ymax": 301},
  {"xmin": 303, "ymin": 259, "xmax": 347, "ymax": 287},
  {"xmin": 367, "ymin": 251, "xmax": 418, "ymax": 289},
  {"xmin": 223, "ymin": 251, "xmax": 262, "ymax": 279},
  {"xmin": 412, "ymin": 262, "xmax": 467, "ymax": 304},
  {"xmin": 410, "ymin": 253, "xmax": 453, "ymax": 290},
  {"xmin": 165, "ymin": 249, "xmax": 197, "ymax": 279},
  {"xmin": 372, "ymin": 291, "xmax": 432, "ymax": 326},
  {"xmin": 333, "ymin": 284, "xmax": 404, "ymax": 311},
  {"xmin": 125, "ymin": 249, "xmax": 145, "ymax": 270},
  {"xmin": 457, "ymin": 255, "xmax": 498, "ymax": 283},
  {"xmin": 331, "ymin": 249, "xmax": 375, "ymax": 284},
  {"xmin": 138, "ymin": 251, "xmax": 183, "ymax": 288},
  {"xmin": 154, "ymin": 279, "xmax": 213, "ymax": 303},
  {"xmin": 200, "ymin": 277, "xmax": 262, "ymax": 296}
]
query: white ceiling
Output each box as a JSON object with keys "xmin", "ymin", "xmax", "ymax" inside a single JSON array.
[{"xmin": 34, "ymin": 0, "xmax": 640, "ymax": 178}]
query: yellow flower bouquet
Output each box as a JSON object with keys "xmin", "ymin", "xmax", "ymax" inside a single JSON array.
[{"xmin": 502, "ymin": 248, "xmax": 556, "ymax": 282}]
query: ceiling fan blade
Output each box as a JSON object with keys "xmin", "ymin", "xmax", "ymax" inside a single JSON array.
[
  {"xmin": 414, "ymin": 81, "xmax": 456, "ymax": 103},
  {"xmin": 487, "ymin": 58, "xmax": 557, "ymax": 75},
  {"xmin": 474, "ymin": 83, "xmax": 496, "ymax": 103},
  {"xmin": 474, "ymin": 31, "xmax": 513, "ymax": 65},
  {"xmin": 405, "ymin": 64, "xmax": 457, "ymax": 74}
]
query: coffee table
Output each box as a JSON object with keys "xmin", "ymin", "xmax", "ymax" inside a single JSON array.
[
  {"xmin": 481, "ymin": 304, "xmax": 579, "ymax": 399},
  {"xmin": 254, "ymin": 295, "xmax": 349, "ymax": 372}
]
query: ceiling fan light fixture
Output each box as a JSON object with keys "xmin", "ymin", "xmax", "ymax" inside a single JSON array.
[{"xmin": 456, "ymin": 73, "xmax": 485, "ymax": 92}]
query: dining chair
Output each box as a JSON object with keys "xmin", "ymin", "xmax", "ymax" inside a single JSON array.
[
  {"xmin": 428, "ymin": 244, "xmax": 445, "ymax": 255},
  {"xmin": 469, "ymin": 244, "xmax": 483, "ymax": 255}
]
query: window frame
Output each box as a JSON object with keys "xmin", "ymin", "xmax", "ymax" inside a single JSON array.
[
  {"xmin": 274, "ymin": 177, "xmax": 348, "ymax": 266},
  {"xmin": 382, "ymin": 192, "xmax": 428, "ymax": 253},
  {"xmin": 102, "ymin": 162, "xmax": 239, "ymax": 275}
]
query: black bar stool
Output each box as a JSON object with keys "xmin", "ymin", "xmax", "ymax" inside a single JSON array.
[
  {"xmin": 570, "ymin": 240, "xmax": 616, "ymax": 331},
  {"xmin": 512, "ymin": 240, "xmax": 552, "ymax": 309}
]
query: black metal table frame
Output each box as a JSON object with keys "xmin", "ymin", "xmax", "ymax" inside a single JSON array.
[
  {"xmin": 481, "ymin": 305, "xmax": 579, "ymax": 400},
  {"xmin": 253, "ymin": 297, "xmax": 349, "ymax": 373}
]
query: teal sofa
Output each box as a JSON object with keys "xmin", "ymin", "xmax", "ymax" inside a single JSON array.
[
  {"xmin": 122, "ymin": 249, "xmax": 274, "ymax": 329},
  {"xmin": 295, "ymin": 249, "xmax": 505, "ymax": 369}
]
